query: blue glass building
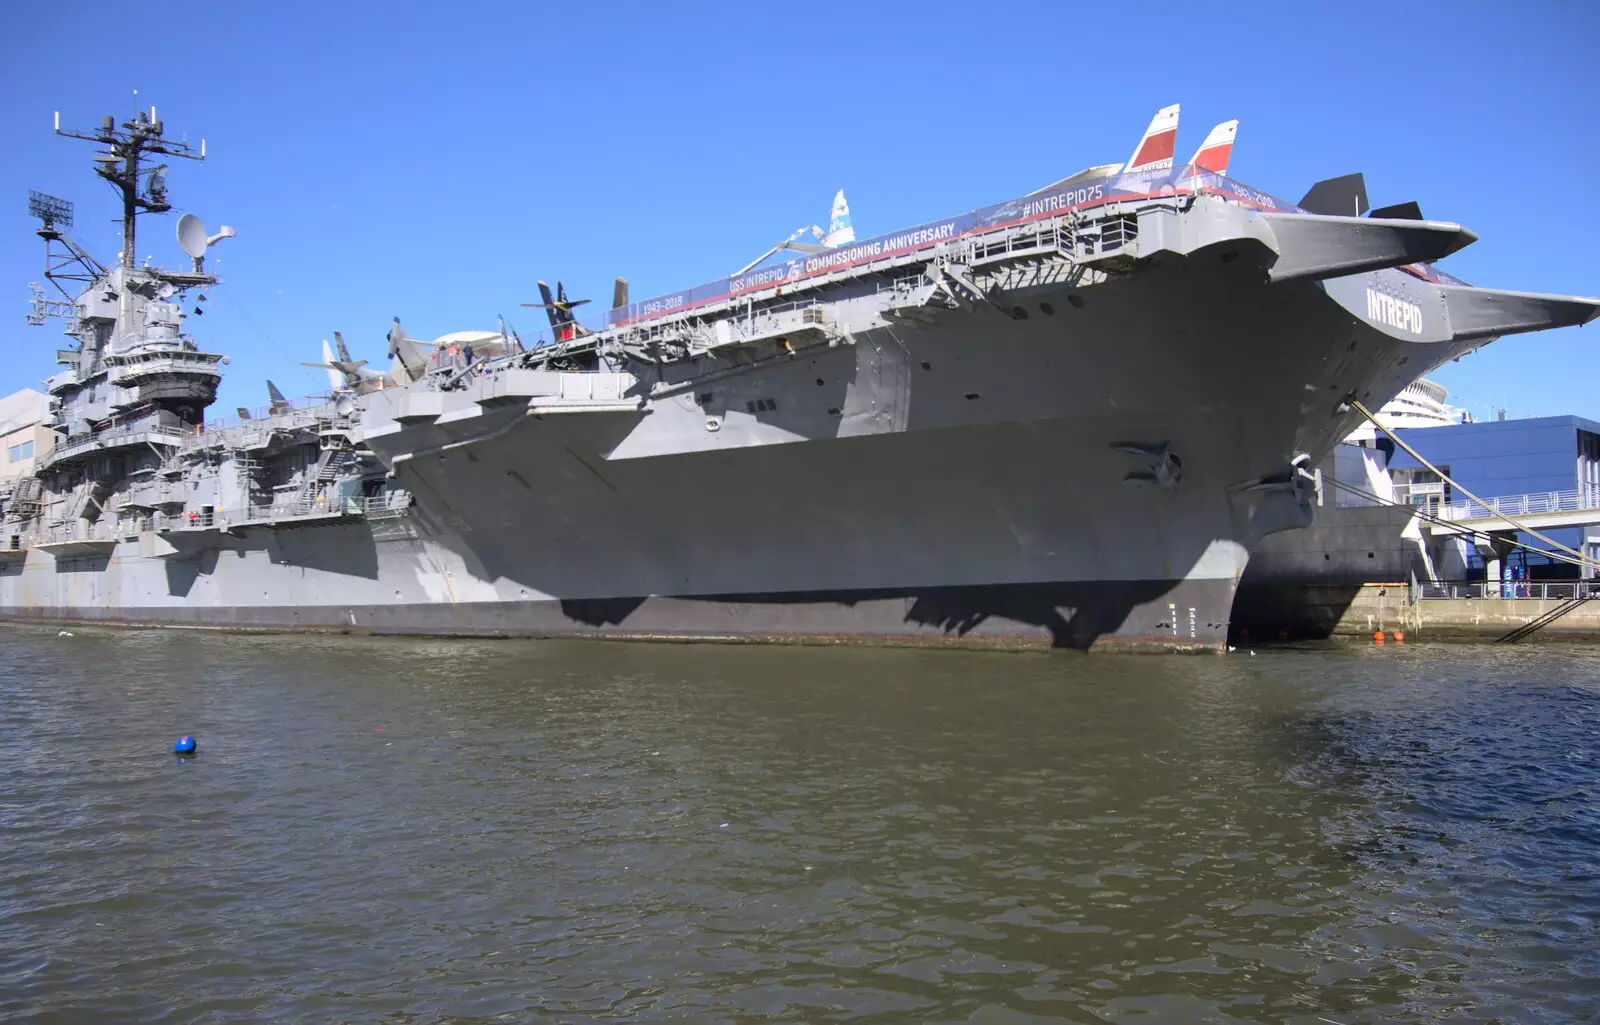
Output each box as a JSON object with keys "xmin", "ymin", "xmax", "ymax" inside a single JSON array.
[{"xmin": 1389, "ymin": 415, "xmax": 1600, "ymax": 578}]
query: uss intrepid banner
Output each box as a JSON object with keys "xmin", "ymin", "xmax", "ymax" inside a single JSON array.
[{"xmin": 605, "ymin": 169, "xmax": 1296, "ymax": 329}]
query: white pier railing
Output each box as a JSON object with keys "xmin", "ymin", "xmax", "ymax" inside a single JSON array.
[
  {"xmin": 1415, "ymin": 580, "xmax": 1600, "ymax": 601},
  {"xmin": 1434, "ymin": 485, "xmax": 1600, "ymax": 523}
]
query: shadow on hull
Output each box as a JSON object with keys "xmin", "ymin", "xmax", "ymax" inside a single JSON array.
[
  {"xmin": 562, "ymin": 578, "xmax": 1196, "ymax": 649},
  {"xmin": 0, "ymin": 575, "xmax": 1236, "ymax": 652},
  {"xmin": 1230, "ymin": 581, "xmax": 1367, "ymax": 642}
]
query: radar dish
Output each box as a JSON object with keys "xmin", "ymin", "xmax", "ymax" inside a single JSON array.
[{"xmin": 177, "ymin": 213, "xmax": 208, "ymax": 259}]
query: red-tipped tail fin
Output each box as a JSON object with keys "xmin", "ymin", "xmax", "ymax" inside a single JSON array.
[
  {"xmin": 1188, "ymin": 119, "xmax": 1238, "ymax": 176},
  {"xmin": 1125, "ymin": 104, "xmax": 1180, "ymax": 173}
]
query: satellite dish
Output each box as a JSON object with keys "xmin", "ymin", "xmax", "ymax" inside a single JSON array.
[{"xmin": 177, "ymin": 213, "xmax": 207, "ymax": 259}]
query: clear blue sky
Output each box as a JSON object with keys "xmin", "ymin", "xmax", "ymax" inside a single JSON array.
[{"xmin": 3, "ymin": 0, "xmax": 1597, "ymax": 419}]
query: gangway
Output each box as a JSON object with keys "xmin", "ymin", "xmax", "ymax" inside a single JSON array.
[{"xmin": 1424, "ymin": 487, "xmax": 1600, "ymax": 536}]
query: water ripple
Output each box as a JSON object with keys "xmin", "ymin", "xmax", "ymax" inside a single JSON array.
[{"xmin": 1, "ymin": 627, "xmax": 1596, "ymax": 1022}]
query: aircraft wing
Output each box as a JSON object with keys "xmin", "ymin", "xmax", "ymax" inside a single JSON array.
[{"xmin": 1027, "ymin": 163, "xmax": 1126, "ymax": 197}]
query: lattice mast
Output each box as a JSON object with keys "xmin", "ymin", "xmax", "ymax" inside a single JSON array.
[{"xmin": 54, "ymin": 107, "xmax": 205, "ymax": 270}]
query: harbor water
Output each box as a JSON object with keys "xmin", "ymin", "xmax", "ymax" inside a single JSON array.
[{"xmin": 1, "ymin": 627, "xmax": 1596, "ymax": 1023}]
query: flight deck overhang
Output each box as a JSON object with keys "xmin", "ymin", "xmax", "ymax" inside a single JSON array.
[
  {"xmin": 1437, "ymin": 284, "xmax": 1600, "ymax": 342},
  {"xmin": 357, "ymin": 371, "xmax": 643, "ymax": 442},
  {"xmin": 34, "ymin": 537, "xmax": 116, "ymax": 556},
  {"xmin": 1259, "ymin": 212, "xmax": 1477, "ymax": 283}
]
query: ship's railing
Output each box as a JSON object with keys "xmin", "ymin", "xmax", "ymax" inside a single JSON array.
[
  {"xmin": 877, "ymin": 272, "xmax": 927, "ymax": 294},
  {"xmin": 117, "ymin": 479, "xmax": 186, "ymax": 508},
  {"xmin": 734, "ymin": 299, "xmax": 827, "ymax": 336},
  {"xmin": 199, "ymin": 396, "xmax": 345, "ymax": 436},
  {"xmin": 513, "ymin": 204, "xmax": 1138, "ymax": 361},
  {"xmin": 3, "ymin": 491, "xmax": 414, "ymax": 546},
  {"xmin": 35, "ymin": 521, "xmax": 119, "ymax": 545},
  {"xmin": 3, "ymin": 501, "xmax": 406, "ymax": 551},
  {"xmin": 106, "ymin": 352, "xmax": 225, "ymax": 385},
  {"xmin": 168, "ymin": 501, "xmax": 345, "ymax": 528},
  {"xmin": 154, "ymin": 509, "xmax": 221, "ymax": 531},
  {"xmin": 47, "ymin": 422, "xmax": 187, "ymax": 462},
  {"xmin": 151, "ymin": 490, "xmax": 413, "ymax": 531},
  {"xmin": 243, "ymin": 498, "xmax": 356, "ymax": 524},
  {"xmin": 241, "ymin": 493, "xmax": 412, "ymax": 521},
  {"xmin": 967, "ymin": 221, "xmax": 1080, "ymax": 264},
  {"xmin": 358, "ymin": 490, "xmax": 414, "ymax": 517},
  {"xmin": 1415, "ymin": 580, "xmax": 1600, "ymax": 600}
]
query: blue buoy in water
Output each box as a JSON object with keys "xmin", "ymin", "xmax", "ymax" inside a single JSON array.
[{"xmin": 173, "ymin": 735, "xmax": 197, "ymax": 756}]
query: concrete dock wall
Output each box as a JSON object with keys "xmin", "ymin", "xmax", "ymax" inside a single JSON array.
[{"xmin": 1234, "ymin": 581, "xmax": 1600, "ymax": 643}]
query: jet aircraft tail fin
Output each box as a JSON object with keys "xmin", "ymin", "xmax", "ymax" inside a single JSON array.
[
  {"xmin": 387, "ymin": 317, "xmax": 432, "ymax": 382},
  {"xmin": 1125, "ymin": 104, "xmax": 1181, "ymax": 173},
  {"xmin": 333, "ymin": 330, "xmax": 354, "ymax": 364},
  {"xmin": 537, "ymin": 280, "xmax": 563, "ymax": 338},
  {"xmin": 319, "ymin": 340, "xmax": 342, "ymax": 392},
  {"xmin": 821, "ymin": 189, "xmax": 854, "ymax": 248},
  {"xmin": 1187, "ymin": 119, "xmax": 1238, "ymax": 176}
]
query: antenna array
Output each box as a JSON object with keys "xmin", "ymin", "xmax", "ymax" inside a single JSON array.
[
  {"xmin": 27, "ymin": 191, "xmax": 74, "ymax": 232},
  {"xmin": 54, "ymin": 107, "xmax": 206, "ymax": 270}
]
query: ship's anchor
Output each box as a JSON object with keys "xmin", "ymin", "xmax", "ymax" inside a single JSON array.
[
  {"xmin": 1232, "ymin": 453, "xmax": 1318, "ymax": 499},
  {"xmin": 1114, "ymin": 441, "xmax": 1183, "ymax": 491}
]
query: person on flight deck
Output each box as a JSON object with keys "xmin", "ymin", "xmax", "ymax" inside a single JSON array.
[{"xmin": 462, "ymin": 343, "xmax": 474, "ymax": 366}]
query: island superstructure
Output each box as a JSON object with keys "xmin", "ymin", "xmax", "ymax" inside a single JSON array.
[{"xmin": 2, "ymin": 104, "xmax": 1595, "ymax": 651}]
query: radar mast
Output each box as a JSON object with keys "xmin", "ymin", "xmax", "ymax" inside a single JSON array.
[
  {"xmin": 23, "ymin": 106, "xmax": 231, "ymax": 441},
  {"xmin": 53, "ymin": 106, "xmax": 205, "ymax": 270}
]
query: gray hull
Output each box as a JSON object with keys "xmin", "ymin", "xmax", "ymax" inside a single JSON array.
[
  {"xmin": 1, "ymin": 401, "xmax": 1250, "ymax": 650},
  {"xmin": 0, "ymin": 248, "xmax": 1466, "ymax": 650},
  {"xmin": 0, "ymin": 575, "xmax": 1236, "ymax": 652},
  {"xmin": 9, "ymin": 175, "xmax": 1594, "ymax": 651}
]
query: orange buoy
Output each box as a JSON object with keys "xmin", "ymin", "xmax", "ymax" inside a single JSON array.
[
  {"xmin": 1393, "ymin": 631, "xmax": 1405, "ymax": 643},
  {"xmin": 1373, "ymin": 631, "xmax": 1385, "ymax": 644}
]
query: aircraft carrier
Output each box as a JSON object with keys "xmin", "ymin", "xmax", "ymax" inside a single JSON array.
[{"xmin": 2, "ymin": 105, "xmax": 1595, "ymax": 651}]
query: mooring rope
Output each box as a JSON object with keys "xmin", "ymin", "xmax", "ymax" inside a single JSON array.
[{"xmin": 1349, "ymin": 396, "xmax": 1596, "ymax": 570}]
